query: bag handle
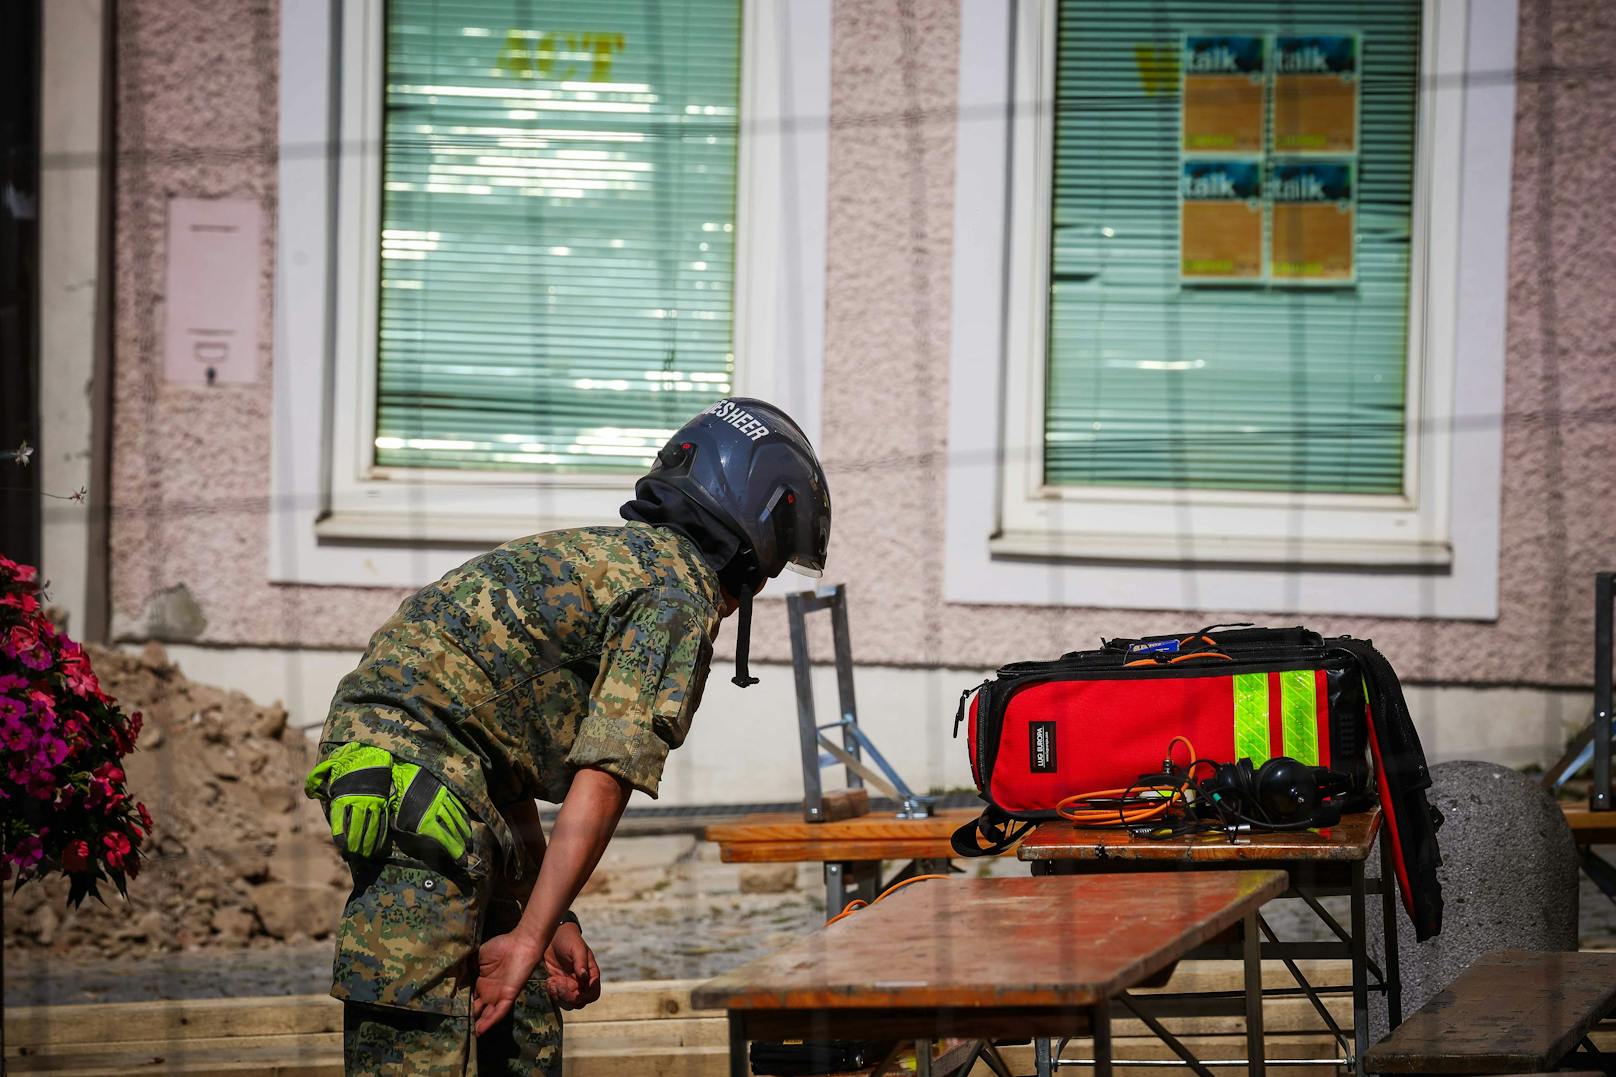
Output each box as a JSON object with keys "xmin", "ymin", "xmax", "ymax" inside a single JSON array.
[{"xmin": 950, "ymin": 805, "xmax": 1034, "ymax": 857}]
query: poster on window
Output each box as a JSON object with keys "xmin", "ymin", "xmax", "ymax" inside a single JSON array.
[
  {"xmin": 1270, "ymin": 160, "xmax": 1356, "ymax": 283},
  {"xmin": 1180, "ymin": 159, "xmax": 1264, "ymax": 281},
  {"xmin": 1181, "ymin": 34, "xmax": 1267, "ymax": 153},
  {"xmin": 1272, "ymin": 33, "xmax": 1360, "ymax": 154}
]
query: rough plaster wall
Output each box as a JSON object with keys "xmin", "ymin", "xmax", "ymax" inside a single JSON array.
[
  {"xmin": 110, "ymin": 0, "xmax": 408, "ymax": 647},
  {"xmin": 819, "ymin": 0, "xmax": 1616, "ymax": 687},
  {"xmin": 108, "ymin": 0, "xmax": 1614, "ymax": 689}
]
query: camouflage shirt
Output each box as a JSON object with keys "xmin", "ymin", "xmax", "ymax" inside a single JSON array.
[{"xmin": 319, "ymin": 523, "xmax": 722, "ymax": 872}]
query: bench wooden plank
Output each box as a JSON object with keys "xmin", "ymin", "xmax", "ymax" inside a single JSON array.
[
  {"xmin": 1366, "ymin": 951, "xmax": 1616, "ymax": 1074},
  {"xmin": 706, "ymin": 809, "xmax": 993, "ymax": 863},
  {"xmin": 1562, "ymin": 807, "xmax": 1616, "ymax": 846},
  {"xmin": 693, "ymin": 870, "xmax": 1287, "ymax": 1012}
]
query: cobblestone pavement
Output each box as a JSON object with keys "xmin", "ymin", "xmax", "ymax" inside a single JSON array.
[{"xmin": 7, "ymin": 835, "xmax": 1613, "ymax": 1007}]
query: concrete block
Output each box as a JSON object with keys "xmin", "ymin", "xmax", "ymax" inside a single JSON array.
[{"xmin": 1367, "ymin": 760, "xmax": 1579, "ymax": 1044}]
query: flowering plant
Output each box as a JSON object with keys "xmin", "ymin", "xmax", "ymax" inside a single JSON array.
[{"xmin": 0, "ymin": 554, "xmax": 150, "ymax": 906}]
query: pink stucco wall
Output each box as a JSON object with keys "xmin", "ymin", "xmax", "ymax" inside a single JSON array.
[{"xmin": 109, "ymin": 0, "xmax": 1616, "ymax": 687}]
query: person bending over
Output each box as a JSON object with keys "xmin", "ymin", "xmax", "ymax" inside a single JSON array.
[{"xmin": 304, "ymin": 399, "xmax": 831, "ymax": 1075}]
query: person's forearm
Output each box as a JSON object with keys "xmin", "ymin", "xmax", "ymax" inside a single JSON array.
[{"xmin": 507, "ymin": 767, "xmax": 630, "ymax": 955}]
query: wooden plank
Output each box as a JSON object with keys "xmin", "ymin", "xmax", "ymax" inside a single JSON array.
[
  {"xmin": 693, "ymin": 871, "xmax": 1287, "ymax": 1012},
  {"xmin": 720, "ymin": 838, "xmax": 970, "ymax": 863},
  {"xmin": 707, "ymin": 809, "xmax": 984, "ymax": 844},
  {"xmin": 6, "ymin": 1036, "xmax": 343, "ymax": 1075},
  {"xmin": 1563, "ymin": 806, "xmax": 1616, "ymax": 845},
  {"xmin": 821, "ymin": 788, "xmax": 871, "ymax": 821},
  {"xmin": 6, "ymin": 993, "xmax": 1359, "ymax": 1063},
  {"xmin": 5, "ymin": 995, "xmax": 343, "ymax": 1049},
  {"xmin": 1366, "ymin": 950, "xmax": 1616, "ymax": 1074},
  {"xmin": 1018, "ymin": 808, "xmax": 1380, "ymax": 863},
  {"xmin": 5, "ymin": 981, "xmax": 718, "ymax": 1049}
]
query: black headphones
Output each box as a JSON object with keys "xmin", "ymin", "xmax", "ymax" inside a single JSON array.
[{"xmin": 1197, "ymin": 756, "xmax": 1354, "ymax": 831}]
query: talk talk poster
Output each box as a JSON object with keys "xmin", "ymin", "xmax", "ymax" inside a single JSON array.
[
  {"xmin": 1272, "ymin": 33, "xmax": 1360, "ymax": 154},
  {"xmin": 1180, "ymin": 159, "xmax": 1264, "ymax": 282},
  {"xmin": 1270, "ymin": 160, "xmax": 1356, "ymax": 284},
  {"xmin": 1181, "ymin": 35, "xmax": 1267, "ymax": 153}
]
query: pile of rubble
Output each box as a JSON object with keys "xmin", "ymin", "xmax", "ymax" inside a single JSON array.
[{"xmin": 2, "ymin": 644, "xmax": 348, "ymax": 957}]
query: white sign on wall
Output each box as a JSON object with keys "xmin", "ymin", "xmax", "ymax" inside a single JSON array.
[{"xmin": 163, "ymin": 197, "xmax": 262, "ymax": 386}]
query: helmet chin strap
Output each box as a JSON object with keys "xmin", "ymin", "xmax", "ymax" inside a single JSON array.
[{"xmin": 731, "ymin": 582, "xmax": 760, "ymax": 688}]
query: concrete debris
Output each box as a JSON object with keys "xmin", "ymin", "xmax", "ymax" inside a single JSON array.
[{"xmin": 738, "ymin": 864, "xmax": 799, "ymax": 895}]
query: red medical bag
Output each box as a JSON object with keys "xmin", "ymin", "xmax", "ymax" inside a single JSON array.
[{"xmin": 952, "ymin": 625, "xmax": 1445, "ymax": 941}]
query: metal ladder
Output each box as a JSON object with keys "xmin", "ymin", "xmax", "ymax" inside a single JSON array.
[{"xmin": 786, "ymin": 583, "xmax": 932, "ymax": 822}]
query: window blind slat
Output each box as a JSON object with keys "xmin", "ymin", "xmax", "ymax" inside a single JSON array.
[
  {"xmin": 377, "ymin": 0, "xmax": 741, "ymax": 473},
  {"xmin": 1046, "ymin": 0, "xmax": 1420, "ymax": 494}
]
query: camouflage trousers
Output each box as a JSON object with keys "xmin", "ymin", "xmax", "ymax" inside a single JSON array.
[{"xmin": 332, "ymin": 824, "xmax": 560, "ymax": 1076}]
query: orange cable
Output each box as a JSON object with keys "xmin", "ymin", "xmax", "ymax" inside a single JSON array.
[{"xmin": 825, "ymin": 873, "xmax": 951, "ymax": 925}]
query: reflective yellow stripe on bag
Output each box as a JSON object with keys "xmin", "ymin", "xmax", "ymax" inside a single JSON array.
[
  {"xmin": 1279, "ymin": 670, "xmax": 1320, "ymax": 766},
  {"xmin": 1232, "ymin": 673, "xmax": 1269, "ymax": 764}
]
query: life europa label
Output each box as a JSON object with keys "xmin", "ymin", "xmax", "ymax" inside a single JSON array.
[{"xmin": 706, "ymin": 399, "xmax": 772, "ymax": 441}]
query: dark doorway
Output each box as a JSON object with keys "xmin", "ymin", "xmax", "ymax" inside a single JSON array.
[{"xmin": 0, "ymin": 0, "xmax": 41, "ymax": 567}]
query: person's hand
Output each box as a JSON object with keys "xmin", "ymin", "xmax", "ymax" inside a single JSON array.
[
  {"xmin": 543, "ymin": 922, "xmax": 601, "ymax": 1010},
  {"xmin": 472, "ymin": 931, "xmax": 546, "ymax": 1035}
]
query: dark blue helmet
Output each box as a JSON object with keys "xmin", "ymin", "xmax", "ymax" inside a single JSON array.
[{"xmin": 641, "ymin": 398, "xmax": 831, "ymax": 590}]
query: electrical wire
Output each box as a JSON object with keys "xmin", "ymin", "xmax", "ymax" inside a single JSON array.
[{"xmin": 824, "ymin": 873, "xmax": 950, "ymax": 927}]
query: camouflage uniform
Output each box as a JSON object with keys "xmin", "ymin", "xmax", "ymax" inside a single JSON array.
[{"xmin": 318, "ymin": 523, "xmax": 722, "ymax": 1076}]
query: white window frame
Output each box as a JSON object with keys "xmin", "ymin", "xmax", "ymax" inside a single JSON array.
[
  {"xmin": 944, "ymin": 0, "xmax": 1516, "ymax": 618},
  {"xmin": 271, "ymin": 0, "xmax": 830, "ymax": 586}
]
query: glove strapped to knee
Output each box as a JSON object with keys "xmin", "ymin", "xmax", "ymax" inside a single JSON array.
[
  {"xmin": 389, "ymin": 761, "xmax": 473, "ymax": 862},
  {"xmin": 305, "ymin": 745, "xmax": 472, "ymax": 862}
]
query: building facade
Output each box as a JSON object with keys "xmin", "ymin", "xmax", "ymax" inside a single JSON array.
[{"xmin": 32, "ymin": 0, "xmax": 1616, "ymax": 805}]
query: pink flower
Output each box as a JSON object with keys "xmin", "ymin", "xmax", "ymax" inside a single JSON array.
[
  {"xmin": 0, "ymin": 590, "xmax": 40, "ymax": 615},
  {"xmin": 59, "ymin": 644, "xmax": 107, "ymax": 701},
  {"xmin": 37, "ymin": 733, "xmax": 70, "ymax": 768},
  {"xmin": 61, "ymin": 840, "xmax": 90, "ymax": 873},
  {"xmin": 5, "ymin": 623, "xmax": 52, "ymax": 672},
  {"xmin": 102, "ymin": 831, "xmax": 131, "ymax": 869},
  {"xmin": 0, "ymin": 674, "xmax": 28, "ymax": 695},
  {"xmin": 10, "ymin": 831, "xmax": 46, "ymax": 871},
  {"xmin": 27, "ymin": 689, "xmax": 55, "ymax": 728},
  {"xmin": 0, "ymin": 555, "xmax": 37, "ymax": 583}
]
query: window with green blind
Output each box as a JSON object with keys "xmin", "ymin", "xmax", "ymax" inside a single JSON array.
[
  {"xmin": 1045, "ymin": 0, "xmax": 1420, "ymax": 495},
  {"xmin": 377, "ymin": 0, "xmax": 741, "ymax": 473}
]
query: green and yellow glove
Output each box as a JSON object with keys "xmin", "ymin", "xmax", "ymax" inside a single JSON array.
[
  {"xmin": 305, "ymin": 746, "xmax": 474, "ymax": 862},
  {"xmin": 304, "ymin": 743, "xmax": 393, "ymax": 856},
  {"xmin": 388, "ymin": 762, "xmax": 473, "ymax": 862}
]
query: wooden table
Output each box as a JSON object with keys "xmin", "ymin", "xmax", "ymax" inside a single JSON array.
[
  {"xmin": 694, "ymin": 870, "xmax": 1289, "ymax": 1077},
  {"xmin": 1019, "ymin": 808, "xmax": 1397, "ymax": 1076},
  {"xmin": 706, "ymin": 809, "xmax": 998, "ymax": 915}
]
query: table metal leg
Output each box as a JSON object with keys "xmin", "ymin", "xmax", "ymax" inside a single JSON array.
[
  {"xmin": 825, "ymin": 862, "xmax": 844, "ymax": 916},
  {"xmin": 1351, "ymin": 860, "xmax": 1369, "ymax": 1077},
  {"xmin": 1243, "ymin": 909, "xmax": 1266, "ymax": 1077},
  {"xmin": 915, "ymin": 1039, "xmax": 933, "ymax": 1077},
  {"xmin": 1093, "ymin": 1001, "xmax": 1113, "ymax": 1077},
  {"xmin": 1379, "ymin": 835, "xmax": 1403, "ymax": 1029},
  {"xmin": 1035, "ymin": 1036, "xmax": 1054, "ymax": 1077},
  {"xmin": 729, "ymin": 1012, "xmax": 748, "ymax": 1077}
]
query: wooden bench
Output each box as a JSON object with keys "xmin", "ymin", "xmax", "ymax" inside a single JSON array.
[
  {"xmin": 1562, "ymin": 806, "xmax": 1616, "ymax": 846},
  {"xmin": 706, "ymin": 808, "xmax": 1005, "ymax": 915},
  {"xmin": 1365, "ymin": 950, "xmax": 1616, "ymax": 1075}
]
